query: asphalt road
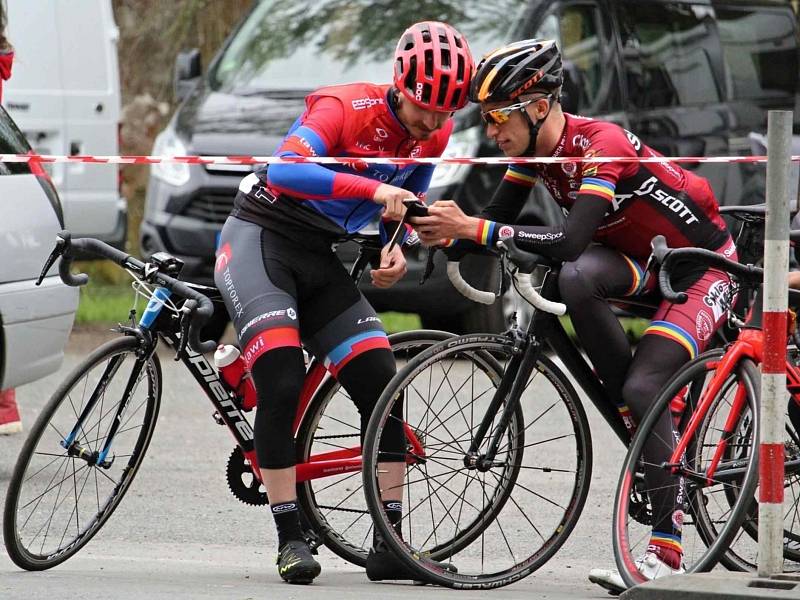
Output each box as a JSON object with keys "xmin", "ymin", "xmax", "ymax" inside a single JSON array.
[{"xmin": 0, "ymin": 327, "xmax": 630, "ymax": 600}]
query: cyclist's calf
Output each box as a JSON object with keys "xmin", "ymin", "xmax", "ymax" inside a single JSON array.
[{"xmin": 336, "ymin": 349, "xmax": 406, "ymax": 462}]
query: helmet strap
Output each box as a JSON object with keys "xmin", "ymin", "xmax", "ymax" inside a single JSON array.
[
  {"xmin": 388, "ymin": 86, "xmax": 400, "ymax": 112},
  {"xmin": 522, "ymin": 95, "xmax": 554, "ymax": 156}
]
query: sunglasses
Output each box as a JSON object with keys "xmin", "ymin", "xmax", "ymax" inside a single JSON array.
[
  {"xmin": 479, "ymin": 93, "xmax": 553, "ymax": 126},
  {"xmin": 479, "ymin": 100, "xmax": 533, "ymax": 126}
]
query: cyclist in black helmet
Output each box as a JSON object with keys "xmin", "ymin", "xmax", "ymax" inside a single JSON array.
[{"xmin": 411, "ymin": 39, "xmax": 736, "ymax": 593}]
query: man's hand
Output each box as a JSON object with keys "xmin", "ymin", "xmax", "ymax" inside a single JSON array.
[
  {"xmin": 371, "ymin": 242, "xmax": 407, "ymax": 288},
  {"xmin": 410, "ymin": 200, "xmax": 477, "ymax": 245},
  {"xmin": 373, "ymin": 183, "xmax": 416, "ymax": 221}
]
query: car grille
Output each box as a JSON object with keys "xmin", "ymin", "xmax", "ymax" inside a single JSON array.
[{"xmin": 182, "ymin": 193, "xmax": 235, "ymax": 225}]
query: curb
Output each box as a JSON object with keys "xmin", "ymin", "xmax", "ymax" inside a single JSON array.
[{"xmin": 620, "ymin": 572, "xmax": 800, "ymax": 599}]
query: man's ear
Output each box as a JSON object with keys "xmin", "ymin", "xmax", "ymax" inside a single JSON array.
[{"xmin": 535, "ymin": 97, "xmax": 551, "ymax": 119}]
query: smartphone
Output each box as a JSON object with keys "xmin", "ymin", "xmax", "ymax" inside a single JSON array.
[{"xmin": 402, "ymin": 198, "xmax": 429, "ymax": 218}]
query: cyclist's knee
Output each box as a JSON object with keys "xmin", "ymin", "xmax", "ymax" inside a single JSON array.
[
  {"xmin": 336, "ymin": 347, "xmax": 395, "ymax": 416},
  {"xmin": 558, "ymin": 262, "xmax": 598, "ymax": 307},
  {"xmin": 621, "ymin": 374, "xmax": 658, "ymax": 423},
  {"xmin": 251, "ymin": 347, "xmax": 306, "ymax": 468}
]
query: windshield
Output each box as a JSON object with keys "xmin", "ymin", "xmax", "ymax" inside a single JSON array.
[{"xmin": 210, "ymin": 0, "xmax": 524, "ymax": 94}]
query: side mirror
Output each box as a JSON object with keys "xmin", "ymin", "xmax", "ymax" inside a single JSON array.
[
  {"xmin": 560, "ymin": 60, "xmax": 581, "ymax": 115},
  {"xmin": 174, "ymin": 49, "xmax": 202, "ymax": 102}
]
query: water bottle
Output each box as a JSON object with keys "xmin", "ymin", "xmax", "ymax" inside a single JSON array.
[{"xmin": 214, "ymin": 345, "xmax": 258, "ymax": 411}]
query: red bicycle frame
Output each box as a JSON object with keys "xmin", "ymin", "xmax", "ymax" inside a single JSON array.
[
  {"xmin": 668, "ymin": 323, "xmax": 800, "ymax": 483},
  {"xmin": 234, "ymin": 360, "xmax": 425, "ymax": 486}
]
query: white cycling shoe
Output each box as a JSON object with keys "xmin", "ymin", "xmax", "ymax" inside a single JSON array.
[{"xmin": 588, "ymin": 549, "xmax": 685, "ymax": 595}]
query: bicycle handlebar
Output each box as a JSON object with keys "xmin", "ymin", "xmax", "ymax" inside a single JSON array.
[
  {"xmin": 48, "ymin": 231, "xmax": 217, "ymax": 353},
  {"xmin": 444, "ymin": 239, "xmax": 567, "ymax": 316},
  {"xmin": 651, "ymin": 234, "xmax": 770, "ymax": 304}
]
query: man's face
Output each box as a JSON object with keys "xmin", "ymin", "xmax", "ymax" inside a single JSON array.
[
  {"xmin": 479, "ymin": 99, "xmax": 536, "ymax": 157},
  {"xmin": 398, "ymin": 98, "xmax": 452, "ymax": 141}
]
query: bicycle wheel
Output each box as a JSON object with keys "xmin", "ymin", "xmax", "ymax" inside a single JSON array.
[
  {"xmin": 296, "ymin": 329, "xmax": 454, "ymax": 567},
  {"xmin": 3, "ymin": 336, "xmax": 162, "ymax": 570},
  {"xmin": 711, "ymin": 402, "xmax": 800, "ymax": 571},
  {"xmin": 613, "ymin": 349, "xmax": 760, "ymax": 587},
  {"xmin": 362, "ymin": 334, "xmax": 593, "ymax": 588}
]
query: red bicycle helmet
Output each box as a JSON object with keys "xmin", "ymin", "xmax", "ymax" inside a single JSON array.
[{"xmin": 393, "ymin": 21, "xmax": 474, "ymax": 112}]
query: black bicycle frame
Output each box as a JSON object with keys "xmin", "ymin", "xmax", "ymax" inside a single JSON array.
[{"xmin": 468, "ymin": 266, "xmax": 631, "ymax": 465}]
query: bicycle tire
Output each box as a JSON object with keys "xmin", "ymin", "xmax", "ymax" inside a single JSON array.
[
  {"xmin": 296, "ymin": 329, "xmax": 454, "ymax": 567},
  {"xmin": 712, "ymin": 407, "xmax": 800, "ymax": 571},
  {"xmin": 613, "ymin": 349, "xmax": 760, "ymax": 587},
  {"xmin": 362, "ymin": 334, "xmax": 592, "ymax": 588},
  {"xmin": 3, "ymin": 336, "xmax": 162, "ymax": 570}
]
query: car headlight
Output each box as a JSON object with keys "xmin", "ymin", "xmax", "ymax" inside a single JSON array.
[
  {"xmin": 150, "ymin": 128, "xmax": 191, "ymax": 187},
  {"xmin": 429, "ymin": 126, "xmax": 481, "ymax": 189}
]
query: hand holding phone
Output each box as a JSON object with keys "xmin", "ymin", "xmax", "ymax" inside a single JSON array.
[{"xmin": 402, "ymin": 198, "xmax": 429, "ymax": 218}]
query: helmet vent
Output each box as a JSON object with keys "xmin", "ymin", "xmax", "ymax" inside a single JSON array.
[
  {"xmin": 436, "ymin": 75, "xmax": 450, "ymax": 106},
  {"xmin": 456, "ymin": 54, "xmax": 465, "ymax": 81},
  {"xmin": 424, "ymin": 49, "xmax": 434, "ymax": 78}
]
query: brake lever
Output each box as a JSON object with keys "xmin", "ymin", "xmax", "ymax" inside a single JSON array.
[
  {"xmin": 36, "ymin": 235, "xmax": 68, "ymax": 286},
  {"xmin": 419, "ymin": 246, "xmax": 437, "ymax": 285},
  {"xmin": 175, "ymin": 301, "xmax": 195, "ymax": 361}
]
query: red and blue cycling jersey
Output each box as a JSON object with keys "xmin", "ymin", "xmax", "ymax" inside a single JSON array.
[{"xmin": 233, "ymin": 82, "xmax": 452, "ymax": 242}]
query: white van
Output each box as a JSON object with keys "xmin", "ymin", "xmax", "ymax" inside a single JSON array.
[{"xmin": 3, "ymin": 0, "xmax": 127, "ymax": 248}]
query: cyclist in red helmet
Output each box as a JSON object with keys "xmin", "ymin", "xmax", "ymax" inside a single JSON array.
[
  {"xmin": 412, "ymin": 38, "xmax": 736, "ymax": 593},
  {"xmin": 214, "ymin": 21, "xmax": 473, "ymax": 585}
]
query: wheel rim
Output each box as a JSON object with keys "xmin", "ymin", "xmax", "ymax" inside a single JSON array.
[
  {"xmin": 615, "ymin": 352, "xmax": 760, "ymax": 586},
  {"xmin": 366, "ymin": 340, "xmax": 591, "ymax": 585},
  {"xmin": 297, "ymin": 333, "xmax": 451, "ymax": 566},
  {"xmin": 6, "ymin": 343, "xmax": 159, "ymax": 567}
]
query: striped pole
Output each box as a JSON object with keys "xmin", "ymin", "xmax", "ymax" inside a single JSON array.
[{"xmin": 758, "ymin": 110, "xmax": 793, "ymax": 577}]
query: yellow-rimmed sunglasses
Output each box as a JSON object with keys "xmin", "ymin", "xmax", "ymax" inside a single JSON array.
[{"xmin": 479, "ymin": 100, "xmax": 533, "ymax": 126}]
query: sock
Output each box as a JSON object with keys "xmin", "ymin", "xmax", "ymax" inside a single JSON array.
[
  {"xmin": 373, "ymin": 500, "xmax": 403, "ymax": 548},
  {"xmin": 271, "ymin": 500, "xmax": 303, "ymax": 550},
  {"xmin": 648, "ymin": 532, "xmax": 682, "ymax": 570}
]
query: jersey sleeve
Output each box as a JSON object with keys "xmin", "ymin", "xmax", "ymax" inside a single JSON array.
[
  {"xmin": 266, "ymin": 96, "xmax": 381, "ymax": 200},
  {"xmin": 468, "ymin": 194, "xmax": 609, "ymax": 261},
  {"xmin": 479, "ymin": 166, "xmax": 538, "ymax": 224}
]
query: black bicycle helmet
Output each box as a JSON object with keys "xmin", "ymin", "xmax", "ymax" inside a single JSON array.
[{"xmin": 470, "ymin": 39, "xmax": 563, "ymax": 104}]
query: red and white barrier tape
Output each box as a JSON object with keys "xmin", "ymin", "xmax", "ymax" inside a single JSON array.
[{"xmin": 2, "ymin": 153, "xmax": 800, "ymax": 165}]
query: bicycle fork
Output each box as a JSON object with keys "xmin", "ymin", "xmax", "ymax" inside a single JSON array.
[
  {"xmin": 464, "ymin": 340, "xmax": 540, "ymax": 471},
  {"xmin": 62, "ymin": 351, "xmax": 148, "ymax": 469}
]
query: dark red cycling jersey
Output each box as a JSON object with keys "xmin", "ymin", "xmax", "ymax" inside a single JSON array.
[
  {"xmin": 464, "ymin": 113, "xmax": 730, "ymax": 261},
  {"xmin": 233, "ymin": 82, "xmax": 452, "ymax": 243}
]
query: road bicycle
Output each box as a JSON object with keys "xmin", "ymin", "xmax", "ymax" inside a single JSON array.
[
  {"xmin": 2, "ymin": 231, "xmax": 455, "ymax": 571},
  {"xmin": 358, "ymin": 205, "xmax": 769, "ymax": 589},
  {"xmin": 613, "ymin": 233, "xmax": 800, "ymax": 588}
]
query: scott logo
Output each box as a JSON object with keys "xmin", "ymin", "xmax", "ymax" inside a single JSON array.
[{"xmin": 613, "ymin": 176, "xmax": 699, "ymax": 225}]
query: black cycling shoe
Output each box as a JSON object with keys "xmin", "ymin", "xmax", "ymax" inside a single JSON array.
[
  {"xmin": 366, "ymin": 543, "xmax": 457, "ymax": 585},
  {"xmin": 276, "ymin": 540, "xmax": 321, "ymax": 584}
]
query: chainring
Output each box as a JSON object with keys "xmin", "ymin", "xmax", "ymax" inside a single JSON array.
[{"xmin": 226, "ymin": 446, "xmax": 269, "ymax": 506}]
